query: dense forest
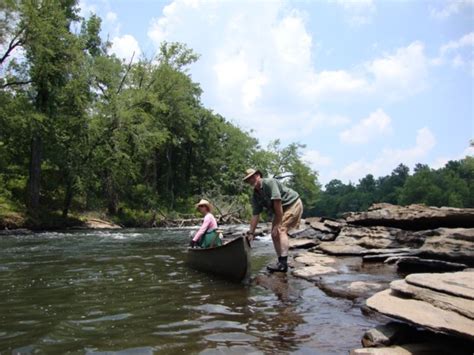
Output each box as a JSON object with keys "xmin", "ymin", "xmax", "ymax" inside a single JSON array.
[
  {"xmin": 0, "ymin": 0, "xmax": 319, "ymax": 227},
  {"xmin": 312, "ymin": 160, "xmax": 474, "ymax": 218},
  {"xmin": 0, "ymin": 1, "xmax": 472, "ymax": 228}
]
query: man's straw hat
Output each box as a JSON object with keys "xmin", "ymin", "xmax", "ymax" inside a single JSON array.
[
  {"xmin": 195, "ymin": 199, "xmax": 212, "ymax": 210},
  {"xmin": 243, "ymin": 168, "xmax": 262, "ymax": 181}
]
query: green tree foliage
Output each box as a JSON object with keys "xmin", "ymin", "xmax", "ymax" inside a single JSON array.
[
  {"xmin": 312, "ymin": 158, "xmax": 474, "ymax": 217},
  {"xmin": 0, "ymin": 5, "xmax": 320, "ymax": 225}
]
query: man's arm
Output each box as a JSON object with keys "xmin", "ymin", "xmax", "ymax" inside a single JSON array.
[{"xmin": 248, "ymin": 214, "xmax": 260, "ymax": 240}]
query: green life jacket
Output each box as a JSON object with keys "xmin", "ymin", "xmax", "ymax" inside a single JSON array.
[{"xmin": 198, "ymin": 229, "xmax": 222, "ymax": 248}]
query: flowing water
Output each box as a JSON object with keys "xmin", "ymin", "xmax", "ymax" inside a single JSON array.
[{"xmin": 0, "ymin": 229, "xmax": 383, "ymax": 354}]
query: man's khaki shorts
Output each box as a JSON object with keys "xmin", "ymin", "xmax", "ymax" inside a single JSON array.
[{"xmin": 281, "ymin": 198, "xmax": 303, "ymax": 230}]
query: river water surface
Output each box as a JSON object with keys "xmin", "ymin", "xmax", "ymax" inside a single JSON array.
[{"xmin": 1, "ymin": 229, "xmax": 382, "ymax": 354}]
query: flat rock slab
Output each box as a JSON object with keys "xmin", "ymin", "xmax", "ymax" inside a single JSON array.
[
  {"xmin": 405, "ymin": 271, "xmax": 474, "ymax": 300},
  {"xmin": 344, "ymin": 203, "xmax": 474, "ymax": 230},
  {"xmin": 391, "ymin": 279, "xmax": 474, "ymax": 319},
  {"xmin": 351, "ymin": 342, "xmax": 472, "ymax": 355},
  {"xmin": 318, "ymin": 242, "xmax": 410, "ymax": 256},
  {"xmin": 366, "ymin": 289, "xmax": 474, "ymax": 339},
  {"xmin": 294, "ymin": 253, "xmax": 335, "ymax": 266},
  {"xmin": 289, "ymin": 238, "xmax": 318, "ymax": 249},
  {"xmin": 292, "ymin": 265, "xmax": 337, "ymax": 280}
]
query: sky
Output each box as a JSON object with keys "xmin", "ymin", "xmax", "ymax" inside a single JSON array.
[{"xmin": 78, "ymin": 0, "xmax": 474, "ymax": 185}]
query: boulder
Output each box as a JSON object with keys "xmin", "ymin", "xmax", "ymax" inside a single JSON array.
[
  {"xmin": 416, "ymin": 228, "xmax": 474, "ymax": 265},
  {"xmin": 344, "ymin": 203, "xmax": 474, "ymax": 230},
  {"xmin": 318, "ymin": 241, "xmax": 411, "ymax": 256},
  {"xmin": 366, "ymin": 289, "xmax": 474, "ymax": 339},
  {"xmin": 405, "ymin": 272, "xmax": 474, "ymax": 300},
  {"xmin": 394, "ymin": 256, "xmax": 467, "ymax": 273},
  {"xmin": 390, "ymin": 280, "xmax": 474, "ymax": 319},
  {"xmin": 361, "ymin": 322, "xmax": 415, "ymax": 348}
]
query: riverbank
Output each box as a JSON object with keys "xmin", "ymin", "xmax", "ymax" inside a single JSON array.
[{"xmin": 281, "ymin": 203, "xmax": 474, "ymax": 353}]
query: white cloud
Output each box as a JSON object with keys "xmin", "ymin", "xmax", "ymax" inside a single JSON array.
[
  {"xmin": 366, "ymin": 41, "xmax": 429, "ymax": 99},
  {"xmin": 145, "ymin": 1, "xmax": 431, "ymax": 141},
  {"xmin": 302, "ymin": 150, "xmax": 332, "ymax": 168},
  {"xmin": 436, "ymin": 32, "xmax": 474, "ymax": 73},
  {"xmin": 334, "ymin": 127, "xmax": 436, "ymax": 182},
  {"xmin": 430, "ymin": 0, "xmax": 474, "ymax": 19},
  {"xmin": 335, "ymin": 0, "xmax": 376, "ymax": 26},
  {"xmin": 110, "ymin": 34, "xmax": 141, "ymax": 63},
  {"xmin": 440, "ymin": 32, "xmax": 474, "ymax": 54},
  {"xmin": 340, "ymin": 109, "xmax": 392, "ymax": 144}
]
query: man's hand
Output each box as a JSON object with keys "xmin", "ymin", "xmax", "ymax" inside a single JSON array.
[
  {"xmin": 189, "ymin": 239, "xmax": 197, "ymax": 248},
  {"xmin": 246, "ymin": 231, "xmax": 254, "ymax": 242}
]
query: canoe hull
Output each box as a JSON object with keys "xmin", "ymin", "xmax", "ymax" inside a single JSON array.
[{"xmin": 186, "ymin": 236, "xmax": 251, "ymax": 282}]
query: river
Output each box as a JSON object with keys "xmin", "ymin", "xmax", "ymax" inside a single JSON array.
[{"xmin": 0, "ymin": 228, "xmax": 384, "ymax": 354}]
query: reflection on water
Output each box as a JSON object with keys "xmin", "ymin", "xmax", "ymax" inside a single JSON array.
[{"xmin": 0, "ymin": 229, "xmax": 379, "ymax": 354}]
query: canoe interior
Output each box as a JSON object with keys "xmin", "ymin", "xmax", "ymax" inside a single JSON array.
[{"xmin": 186, "ymin": 236, "xmax": 251, "ymax": 282}]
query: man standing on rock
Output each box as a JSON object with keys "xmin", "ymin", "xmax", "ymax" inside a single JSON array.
[{"xmin": 244, "ymin": 168, "xmax": 304, "ymax": 272}]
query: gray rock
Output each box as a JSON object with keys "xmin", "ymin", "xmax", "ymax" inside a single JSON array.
[
  {"xmin": 344, "ymin": 203, "xmax": 474, "ymax": 230},
  {"xmin": 366, "ymin": 288, "xmax": 474, "ymax": 339},
  {"xmin": 288, "ymin": 227, "xmax": 319, "ymax": 239},
  {"xmin": 292, "ymin": 265, "xmax": 337, "ymax": 280},
  {"xmin": 361, "ymin": 322, "xmax": 414, "ymax": 348},
  {"xmin": 394, "ymin": 256, "xmax": 467, "ymax": 273},
  {"xmin": 416, "ymin": 228, "xmax": 474, "ymax": 265},
  {"xmin": 405, "ymin": 271, "xmax": 474, "ymax": 300},
  {"xmin": 288, "ymin": 238, "xmax": 318, "ymax": 250},
  {"xmin": 391, "ymin": 279, "xmax": 474, "ymax": 319},
  {"xmin": 363, "ymin": 253, "xmax": 413, "ymax": 263}
]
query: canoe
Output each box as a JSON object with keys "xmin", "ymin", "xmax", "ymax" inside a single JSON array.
[{"xmin": 186, "ymin": 236, "xmax": 251, "ymax": 282}]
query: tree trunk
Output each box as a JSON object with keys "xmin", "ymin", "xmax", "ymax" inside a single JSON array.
[
  {"xmin": 105, "ymin": 171, "xmax": 118, "ymax": 214},
  {"xmin": 27, "ymin": 134, "xmax": 42, "ymax": 214},
  {"xmin": 62, "ymin": 178, "xmax": 73, "ymax": 218}
]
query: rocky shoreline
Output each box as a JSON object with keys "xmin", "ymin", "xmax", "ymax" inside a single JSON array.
[{"xmin": 283, "ymin": 203, "xmax": 474, "ymax": 353}]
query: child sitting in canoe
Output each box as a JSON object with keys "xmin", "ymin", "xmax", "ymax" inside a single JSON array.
[{"xmin": 189, "ymin": 199, "xmax": 222, "ymax": 248}]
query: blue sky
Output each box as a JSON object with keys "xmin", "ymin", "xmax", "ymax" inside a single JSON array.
[{"xmin": 79, "ymin": 0, "xmax": 473, "ymax": 185}]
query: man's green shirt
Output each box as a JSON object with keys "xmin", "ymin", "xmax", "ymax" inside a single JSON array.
[{"xmin": 251, "ymin": 178, "xmax": 300, "ymax": 215}]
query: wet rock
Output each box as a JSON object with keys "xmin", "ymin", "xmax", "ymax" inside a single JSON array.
[
  {"xmin": 416, "ymin": 228, "xmax": 474, "ymax": 265},
  {"xmin": 294, "ymin": 252, "xmax": 336, "ymax": 266},
  {"xmin": 405, "ymin": 271, "xmax": 474, "ymax": 300},
  {"xmin": 349, "ymin": 281, "xmax": 385, "ymax": 295},
  {"xmin": 344, "ymin": 203, "xmax": 474, "ymax": 230},
  {"xmin": 292, "ymin": 265, "xmax": 337, "ymax": 280},
  {"xmin": 394, "ymin": 256, "xmax": 467, "ymax": 273},
  {"xmin": 366, "ymin": 289, "xmax": 474, "ymax": 339},
  {"xmin": 351, "ymin": 342, "xmax": 472, "ymax": 355},
  {"xmin": 288, "ymin": 238, "xmax": 318, "ymax": 249},
  {"xmin": 361, "ymin": 322, "xmax": 415, "ymax": 348},
  {"xmin": 391, "ymin": 280, "xmax": 474, "ymax": 319},
  {"xmin": 362, "ymin": 253, "xmax": 413, "ymax": 263}
]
